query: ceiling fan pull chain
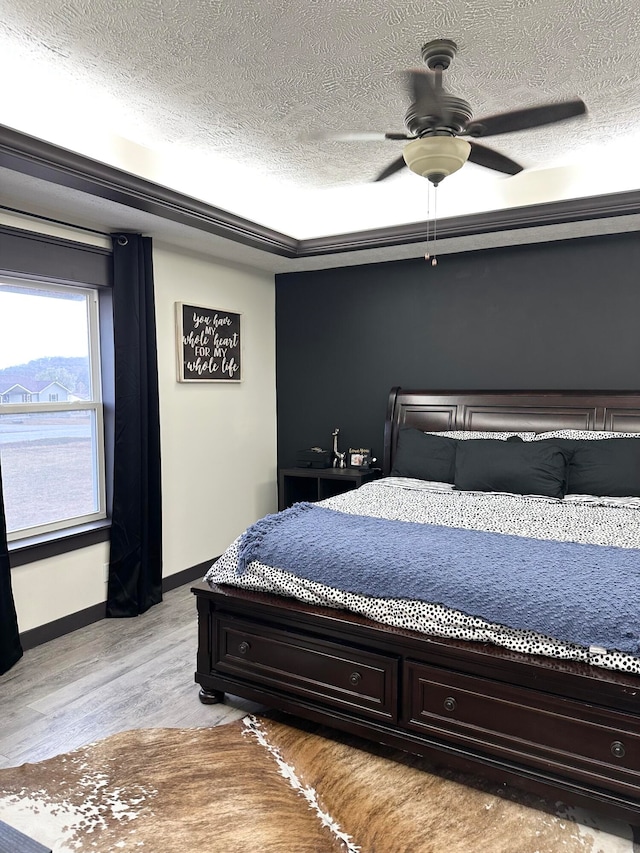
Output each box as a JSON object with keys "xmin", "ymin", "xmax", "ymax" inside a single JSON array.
[
  {"xmin": 431, "ymin": 185, "xmax": 438, "ymax": 266},
  {"xmin": 424, "ymin": 185, "xmax": 431, "ymax": 261}
]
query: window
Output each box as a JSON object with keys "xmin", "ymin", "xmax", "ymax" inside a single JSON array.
[{"xmin": 0, "ymin": 278, "xmax": 106, "ymax": 541}]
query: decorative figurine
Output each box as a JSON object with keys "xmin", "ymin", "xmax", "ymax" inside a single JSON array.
[{"xmin": 331, "ymin": 428, "xmax": 346, "ymax": 469}]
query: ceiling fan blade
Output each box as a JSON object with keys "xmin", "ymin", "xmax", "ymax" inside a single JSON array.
[
  {"xmin": 466, "ymin": 99, "xmax": 587, "ymax": 138},
  {"xmin": 468, "ymin": 141, "xmax": 523, "ymax": 175},
  {"xmin": 307, "ymin": 131, "xmax": 412, "ymax": 142},
  {"xmin": 374, "ymin": 155, "xmax": 407, "ymax": 182}
]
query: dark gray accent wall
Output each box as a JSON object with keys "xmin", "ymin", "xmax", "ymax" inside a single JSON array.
[{"xmin": 276, "ymin": 233, "xmax": 640, "ymax": 466}]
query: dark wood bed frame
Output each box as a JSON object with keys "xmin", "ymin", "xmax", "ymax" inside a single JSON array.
[{"xmin": 193, "ymin": 389, "xmax": 640, "ymax": 828}]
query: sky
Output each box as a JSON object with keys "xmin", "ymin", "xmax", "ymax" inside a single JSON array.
[{"xmin": 0, "ymin": 287, "xmax": 89, "ymax": 371}]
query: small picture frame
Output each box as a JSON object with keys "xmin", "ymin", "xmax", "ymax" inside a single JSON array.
[{"xmin": 348, "ymin": 448, "xmax": 372, "ymax": 469}]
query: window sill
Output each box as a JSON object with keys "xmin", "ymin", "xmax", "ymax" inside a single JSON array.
[{"xmin": 9, "ymin": 519, "xmax": 111, "ymax": 567}]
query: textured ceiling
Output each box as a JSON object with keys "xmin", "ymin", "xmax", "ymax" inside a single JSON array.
[{"xmin": 2, "ymin": 0, "xmax": 640, "ymax": 236}]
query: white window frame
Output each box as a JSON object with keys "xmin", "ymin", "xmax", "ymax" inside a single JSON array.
[{"xmin": 0, "ymin": 278, "xmax": 107, "ymax": 542}]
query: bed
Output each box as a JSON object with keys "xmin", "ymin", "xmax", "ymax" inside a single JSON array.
[{"xmin": 192, "ymin": 388, "xmax": 640, "ymax": 827}]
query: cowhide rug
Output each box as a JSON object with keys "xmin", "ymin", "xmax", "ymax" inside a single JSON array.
[{"xmin": 0, "ymin": 714, "xmax": 637, "ymax": 852}]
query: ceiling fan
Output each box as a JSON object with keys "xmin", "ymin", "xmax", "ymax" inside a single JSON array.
[{"xmin": 319, "ymin": 39, "xmax": 587, "ymax": 185}]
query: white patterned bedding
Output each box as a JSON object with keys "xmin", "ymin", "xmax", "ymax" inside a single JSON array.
[{"xmin": 206, "ymin": 478, "xmax": 640, "ymax": 674}]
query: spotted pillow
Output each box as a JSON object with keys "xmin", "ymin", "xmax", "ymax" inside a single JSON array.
[{"xmin": 426, "ymin": 430, "xmax": 535, "ymax": 440}]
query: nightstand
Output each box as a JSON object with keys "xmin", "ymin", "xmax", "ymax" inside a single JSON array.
[{"xmin": 278, "ymin": 467, "xmax": 381, "ymax": 511}]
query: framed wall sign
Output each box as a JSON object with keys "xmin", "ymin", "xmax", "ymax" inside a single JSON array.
[{"xmin": 176, "ymin": 303, "xmax": 242, "ymax": 382}]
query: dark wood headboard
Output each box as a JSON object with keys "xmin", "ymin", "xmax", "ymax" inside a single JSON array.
[{"xmin": 383, "ymin": 388, "xmax": 640, "ymax": 475}]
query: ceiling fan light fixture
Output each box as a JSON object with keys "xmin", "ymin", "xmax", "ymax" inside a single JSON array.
[{"xmin": 402, "ymin": 136, "xmax": 471, "ymax": 185}]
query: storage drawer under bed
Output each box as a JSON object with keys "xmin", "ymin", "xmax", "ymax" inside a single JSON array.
[
  {"xmin": 404, "ymin": 659, "xmax": 640, "ymax": 795},
  {"xmin": 214, "ymin": 615, "xmax": 399, "ymax": 722}
]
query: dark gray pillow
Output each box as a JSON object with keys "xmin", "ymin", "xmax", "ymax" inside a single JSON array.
[
  {"xmin": 548, "ymin": 438, "xmax": 640, "ymax": 496},
  {"xmin": 454, "ymin": 440, "xmax": 570, "ymax": 498},
  {"xmin": 391, "ymin": 428, "xmax": 457, "ymax": 483}
]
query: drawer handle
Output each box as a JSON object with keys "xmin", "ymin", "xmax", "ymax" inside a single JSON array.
[
  {"xmin": 611, "ymin": 740, "xmax": 626, "ymax": 759},
  {"xmin": 443, "ymin": 696, "xmax": 457, "ymax": 712},
  {"xmin": 238, "ymin": 641, "xmax": 251, "ymax": 655},
  {"xmin": 349, "ymin": 671, "xmax": 362, "ymax": 686}
]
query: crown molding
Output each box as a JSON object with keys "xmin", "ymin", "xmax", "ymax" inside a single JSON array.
[
  {"xmin": 298, "ymin": 191, "xmax": 640, "ymax": 256},
  {"xmin": 0, "ymin": 124, "xmax": 297, "ymax": 257},
  {"xmin": 3, "ymin": 124, "xmax": 640, "ymax": 260}
]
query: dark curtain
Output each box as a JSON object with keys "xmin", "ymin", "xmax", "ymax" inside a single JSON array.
[
  {"xmin": 107, "ymin": 234, "xmax": 163, "ymax": 617},
  {"xmin": 0, "ymin": 457, "xmax": 22, "ymax": 674}
]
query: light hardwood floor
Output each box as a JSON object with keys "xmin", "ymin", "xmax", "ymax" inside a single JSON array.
[{"xmin": 0, "ymin": 583, "xmax": 262, "ymax": 769}]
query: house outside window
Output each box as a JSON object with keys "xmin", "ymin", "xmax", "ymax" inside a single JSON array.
[{"xmin": 0, "ymin": 278, "xmax": 106, "ymax": 541}]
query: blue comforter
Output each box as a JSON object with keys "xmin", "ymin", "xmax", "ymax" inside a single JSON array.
[{"xmin": 237, "ymin": 502, "xmax": 640, "ymax": 656}]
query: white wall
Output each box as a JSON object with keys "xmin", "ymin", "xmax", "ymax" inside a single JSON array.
[
  {"xmin": 154, "ymin": 242, "xmax": 277, "ymax": 575},
  {"xmin": 11, "ymin": 543, "xmax": 111, "ymax": 633},
  {"xmin": 7, "ymin": 219, "xmax": 277, "ymax": 633}
]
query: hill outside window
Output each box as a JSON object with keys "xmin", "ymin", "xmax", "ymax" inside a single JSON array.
[{"xmin": 0, "ymin": 278, "xmax": 106, "ymax": 541}]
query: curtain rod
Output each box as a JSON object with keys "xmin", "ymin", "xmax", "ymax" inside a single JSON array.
[{"xmin": 0, "ymin": 204, "xmax": 112, "ymax": 239}]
